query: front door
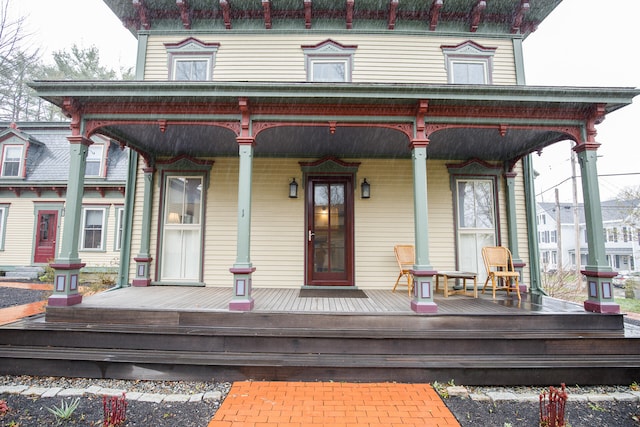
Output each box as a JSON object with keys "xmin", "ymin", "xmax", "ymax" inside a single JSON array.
[
  {"xmin": 306, "ymin": 176, "xmax": 354, "ymax": 286},
  {"xmin": 34, "ymin": 210, "xmax": 58, "ymax": 263}
]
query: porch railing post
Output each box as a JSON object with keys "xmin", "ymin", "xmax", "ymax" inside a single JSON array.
[
  {"xmin": 410, "ymin": 138, "xmax": 437, "ymax": 313},
  {"xmin": 48, "ymin": 134, "xmax": 89, "ymax": 307},
  {"xmin": 576, "ymin": 141, "xmax": 619, "ymax": 313},
  {"xmin": 132, "ymin": 165, "xmax": 155, "ymax": 286},
  {"xmin": 229, "ymin": 137, "xmax": 255, "ymax": 311}
]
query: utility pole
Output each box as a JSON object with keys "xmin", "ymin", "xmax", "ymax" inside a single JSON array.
[{"xmin": 555, "ymin": 188, "xmax": 563, "ymax": 273}]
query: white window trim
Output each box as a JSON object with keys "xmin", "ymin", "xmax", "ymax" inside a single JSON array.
[
  {"xmin": 80, "ymin": 207, "xmax": 107, "ymax": 251},
  {"xmin": 442, "ymin": 40, "xmax": 496, "ymax": 84},
  {"xmin": 115, "ymin": 206, "xmax": 125, "ymax": 251},
  {"xmin": 85, "ymin": 143, "xmax": 105, "ymax": 178},
  {"xmin": 165, "ymin": 38, "xmax": 220, "ymax": 81},
  {"xmin": 1, "ymin": 144, "xmax": 24, "ymax": 178},
  {"xmin": 302, "ymin": 40, "xmax": 357, "ymax": 82},
  {"xmin": 0, "ymin": 205, "xmax": 8, "ymax": 250}
]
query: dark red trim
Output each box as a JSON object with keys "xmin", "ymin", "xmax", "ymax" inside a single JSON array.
[
  {"xmin": 230, "ymin": 267, "xmax": 257, "ymax": 274},
  {"xmin": 50, "ymin": 263, "xmax": 86, "ymax": 270},
  {"xmin": 584, "ymin": 300, "xmax": 620, "ymax": 314},
  {"xmin": 48, "ymin": 293, "xmax": 83, "ymax": 307},
  {"xmin": 388, "ymin": 0, "xmax": 398, "ymax": 30},
  {"xmin": 581, "ymin": 270, "xmax": 617, "ymax": 279},
  {"xmin": 429, "ymin": 0, "xmax": 443, "ymax": 31}
]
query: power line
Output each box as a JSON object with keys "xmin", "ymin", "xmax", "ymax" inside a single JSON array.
[{"xmin": 536, "ymin": 172, "xmax": 640, "ymax": 198}]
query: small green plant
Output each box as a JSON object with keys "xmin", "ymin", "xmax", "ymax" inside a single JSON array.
[
  {"xmin": 39, "ymin": 261, "xmax": 55, "ymax": 283},
  {"xmin": 631, "ymin": 381, "xmax": 640, "ymax": 391},
  {"xmin": 587, "ymin": 402, "xmax": 605, "ymax": 412},
  {"xmin": 46, "ymin": 397, "xmax": 80, "ymax": 424},
  {"xmin": 432, "ymin": 381, "xmax": 448, "ymax": 398},
  {"xmin": 0, "ymin": 399, "xmax": 9, "ymax": 417},
  {"xmin": 103, "ymin": 393, "xmax": 127, "ymax": 427}
]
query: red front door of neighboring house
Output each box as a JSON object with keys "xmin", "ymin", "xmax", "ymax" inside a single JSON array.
[
  {"xmin": 306, "ymin": 176, "xmax": 354, "ymax": 286},
  {"xmin": 34, "ymin": 210, "xmax": 58, "ymax": 264}
]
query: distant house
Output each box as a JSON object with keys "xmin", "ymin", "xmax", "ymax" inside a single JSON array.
[
  {"xmin": 537, "ymin": 200, "xmax": 639, "ymax": 274},
  {"xmin": 0, "ymin": 122, "xmax": 129, "ymax": 279},
  {"xmin": 30, "ymin": 0, "xmax": 639, "ymax": 313}
]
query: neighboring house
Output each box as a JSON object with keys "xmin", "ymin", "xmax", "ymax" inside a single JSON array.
[
  {"xmin": 0, "ymin": 122, "xmax": 129, "ymax": 278},
  {"xmin": 30, "ymin": 0, "xmax": 638, "ymax": 313},
  {"xmin": 538, "ymin": 200, "xmax": 640, "ymax": 274}
]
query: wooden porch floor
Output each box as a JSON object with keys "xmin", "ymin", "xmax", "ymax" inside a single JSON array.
[{"xmin": 75, "ymin": 285, "xmax": 585, "ymax": 315}]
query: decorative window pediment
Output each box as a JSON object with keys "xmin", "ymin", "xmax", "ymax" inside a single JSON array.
[
  {"xmin": 441, "ymin": 40, "xmax": 496, "ymax": 84},
  {"xmin": 302, "ymin": 39, "xmax": 357, "ymax": 83},
  {"xmin": 165, "ymin": 37, "xmax": 220, "ymax": 81}
]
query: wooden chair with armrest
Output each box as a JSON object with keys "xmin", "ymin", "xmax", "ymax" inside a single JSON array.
[{"xmin": 481, "ymin": 246, "xmax": 521, "ymax": 300}]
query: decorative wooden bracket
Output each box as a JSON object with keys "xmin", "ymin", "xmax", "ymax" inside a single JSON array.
[
  {"xmin": 262, "ymin": 0, "xmax": 272, "ymax": 29},
  {"xmin": 158, "ymin": 120, "xmax": 167, "ymax": 133},
  {"xmin": 176, "ymin": 0, "xmax": 191, "ymax": 29},
  {"xmin": 346, "ymin": 0, "xmax": 354, "ymax": 29},
  {"xmin": 133, "ymin": 0, "xmax": 151, "ymax": 30},
  {"xmin": 511, "ymin": 1, "xmax": 529, "ymax": 34},
  {"xmin": 304, "ymin": 0, "xmax": 312, "ymax": 29},
  {"xmin": 220, "ymin": 0, "xmax": 232, "ymax": 29},
  {"xmin": 388, "ymin": 0, "xmax": 398, "ymax": 30},
  {"xmin": 470, "ymin": 0, "xmax": 486, "ymax": 32},
  {"xmin": 328, "ymin": 121, "xmax": 337, "ymax": 134},
  {"xmin": 499, "ymin": 124, "xmax": 508, "ymax": 137},
  {"xmin": 429, "ymin": 0, "xmax": 443, "ymax": 31}
]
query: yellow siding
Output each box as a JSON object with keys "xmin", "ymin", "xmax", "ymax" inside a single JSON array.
[
  {"xmin": 0, "ymin": 196, "xmax": 123, "ymax": 270},
  {"xmin": 144, "ymin": 34, "xmax": 516, "ymax": 84}
]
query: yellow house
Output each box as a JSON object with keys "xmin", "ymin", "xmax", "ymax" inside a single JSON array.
[{"xmin": 31, "ymin": 0, "xmax": 639, "ymax": 314}]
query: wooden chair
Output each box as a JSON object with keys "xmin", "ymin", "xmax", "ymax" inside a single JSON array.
[
  {"xmin": 393, "ymin": 245, "xmax": 414, "ymax": 295},
  {"xmin": 481, "ymin": 246, "xmax": 521, "ymax": 300}
]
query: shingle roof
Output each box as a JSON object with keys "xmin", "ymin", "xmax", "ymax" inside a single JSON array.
[
  {"xmin": 0, "ymin": 122, "xmax": 128, "ymax": 184},
  {"xmin": 538, "ymin": 199, "xmax": 640, "ymax": 225}
]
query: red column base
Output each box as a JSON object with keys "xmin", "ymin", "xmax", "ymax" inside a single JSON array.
[
  {"xmin": 48, "ymin": 293, "xmax": 83, "ymax": 307},
  {"xmin": 132, "ymin": 279, "xmax": 151, "ymax": 287},
  {"xmin": 229, "ymin": 299, "xmax": 254, "ymax": 311},
  {"xmin": 411, "ymin": 300, "xmax": 438, "ymax": 313},
  {"xmin": 584, "ymin": 300, "xmax": 620, "ymax": 314}
]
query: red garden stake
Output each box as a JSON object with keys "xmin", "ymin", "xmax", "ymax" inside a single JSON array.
[
  {"xmin": 103, "ymin": 392, "xmax": 128, "ymax": 427},
  {"xmin": 539, "ymin": 383, "xmax": 568, "ymax": 427}
]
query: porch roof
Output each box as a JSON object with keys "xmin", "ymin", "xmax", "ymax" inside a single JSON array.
[{"xmin": 31, "ymin": 81, "xmax": 639, "ymax": 162}]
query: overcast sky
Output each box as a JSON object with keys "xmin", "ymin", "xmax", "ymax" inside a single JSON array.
[{"xmin": 13, "ymin": 0, "xmax": 640, "ymax": 202}]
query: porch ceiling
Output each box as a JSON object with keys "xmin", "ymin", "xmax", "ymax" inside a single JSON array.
[{"xmin": 30, "ymin": 81, "xmax": 640, "ymax": 162}]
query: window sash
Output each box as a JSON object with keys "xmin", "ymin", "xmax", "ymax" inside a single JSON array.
[
  {"xmin": 81, "ymin": 208, "xmax": 105, "ymax": 250},
  {"xmin": 2, "ymin": 146, "xmax": 23, "ymax": 177},
  {"xmin": 451, "ymin": 61, "xmax": 487, "ymax": 84},
  {"xmin": 173, "ymin": 58, "xmax": 210, "ymax": 81},
  {"xmin": 85, "ymin": 145, "xmax": 104, "ymax": 177},
  {"xmin": 115, "ymin": 207, "xmax": 124, "ymax": 250},
  {"xmin": 311, "ymin": 60, "xmax": 348, "ymax": 82}
]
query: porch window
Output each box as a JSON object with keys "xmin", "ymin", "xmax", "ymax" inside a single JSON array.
[
  {"xmin": 456, "ymin": 179, "xmax": 496, "ymax": 279},
  {"xmin": 441, "ymin": 40, "xmax": 496, "ymax": 84},
  {"xmin": 85, "ymin": 144, "xmax": 104, "ymax": 177},
  {"xmin": 160, "ymin": 176, "xmax": 203, "ymax": 281},
  {"xmin": 302, "ymin": 40, "xmax": 357, "ymax": 82},
  {"xmin": 1, "ymin": 145, "xmax": 23, "ymax": 177},
  {"xmin": 81, "ymin": 207, "xmax": 106, "ymax": 250},
  {"xmin": 165, "ymin": 38, "xmax": 220, "ymax": 81}
]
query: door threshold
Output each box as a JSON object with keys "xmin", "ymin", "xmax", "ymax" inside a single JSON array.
[{"xmin": 301, "ymin": 285, "xmax": 359, "ymax": 290}]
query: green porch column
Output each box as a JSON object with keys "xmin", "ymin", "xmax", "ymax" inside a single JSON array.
[
  {"xmin": 229, "ymin": 137, "xmax": 255, "ymax": 311},
  {"xmin": 48, "ymin": 135, "xmax": 89, "ymax": 306},
  {"xmin": 504, "ymin": 170, "xmax": 526, "ymax": 294},
  {"xmin": 132, "ymin": 165, "xmax": 155, "ymax": 286},
  {"xmin": 576, "ymin": 143, "xmax": 619, "ymax": 313},
  {"xmin": 410, "ymin": 139, "xmax": 437, "ymax": 313},
  {"xmin": 523, "ymin": 155, "xmax": 542, "ymax": 294}
]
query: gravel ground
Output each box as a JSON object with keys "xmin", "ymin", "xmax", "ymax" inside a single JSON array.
[{"xmin": 0, "ymin": 287, "xmax": 48, "ymax": 309}]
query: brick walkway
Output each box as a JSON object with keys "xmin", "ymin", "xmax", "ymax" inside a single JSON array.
[{"xmin": 208, "ymin": 381, "xmax": 460, "ymax": 427}]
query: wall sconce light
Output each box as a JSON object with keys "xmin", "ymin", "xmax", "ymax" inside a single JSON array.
[
  {"xmin": 361, "ymin": 178, "xmax": 371, "ymax": 199},
  {"xmin": 289, "ymin": 178, "xmax": 298, "ymax": 198}
]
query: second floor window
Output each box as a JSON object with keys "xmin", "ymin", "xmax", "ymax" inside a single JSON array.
[
  {"xmin": 85, "ymin": 144, "xmax": 104, "ymax": 177},
  {"xmin": 1, "ymin": 145, "xmax": 23, "ymax": 177},
  {"xmin": 165, "ymin": 38, "xmax": 220, "ymax": 81},
  {"xmin": 302, "ymin": 40, "xmax": 357, "ymax": 83},
  {"xmin": 442, "ymin": 40, "xmax": 496, "ymax": 85}
]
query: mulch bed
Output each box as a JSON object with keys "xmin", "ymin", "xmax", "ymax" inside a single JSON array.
[
  {"xmin": 0, "ymin": 393, "xmax": 219, "ymax": 426},
  {"xmin": 444, "ymin": 396, "xmax": 640, "ymax": 426},
  {"xmin": 0, "ymin": 287, "xmax": 48, "ymax": 309}
]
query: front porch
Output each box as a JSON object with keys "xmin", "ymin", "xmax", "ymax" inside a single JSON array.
[{"xmin": 2, "ymin": 286, "xmax": 639, "ymax": 386}]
